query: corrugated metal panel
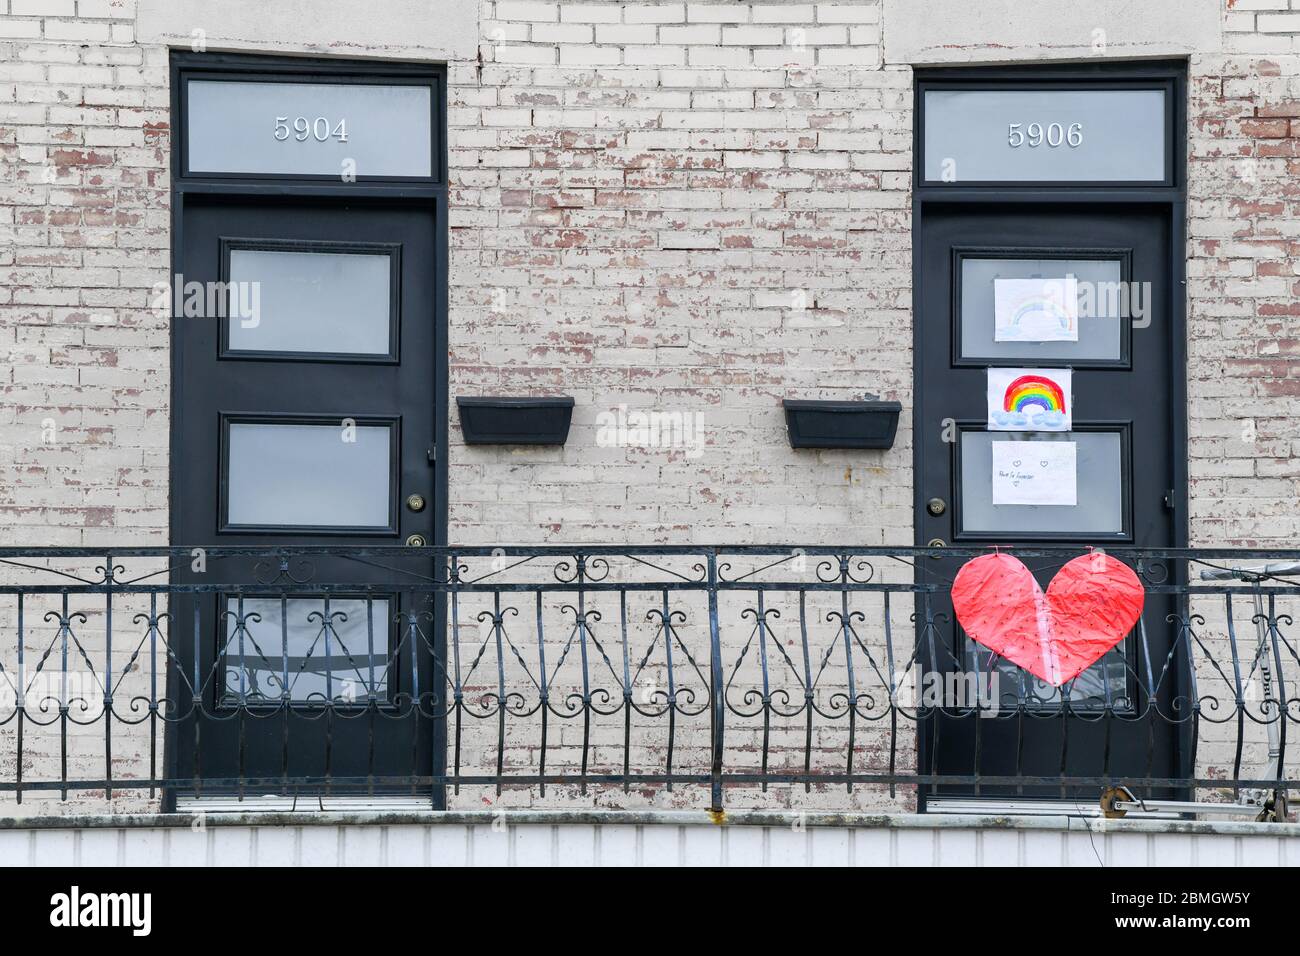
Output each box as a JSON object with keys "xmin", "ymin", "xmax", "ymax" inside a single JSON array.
[{"xmin": 1, "ymin": 812, "xmax": 1297, "ymax": 866}]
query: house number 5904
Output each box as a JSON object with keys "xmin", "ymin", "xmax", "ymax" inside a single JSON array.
[
  {"xmin": 274, "ymin": 116, "xmax": 349, "ymax": 143},
  {"xmin": 1007, "ymin": 122, "xmax": 1083, "ymax": 148}
]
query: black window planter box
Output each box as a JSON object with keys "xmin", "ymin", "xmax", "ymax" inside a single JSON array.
[
  {"xmin": 783, "ymin": 398, "xmax": 902, "ymax": 450},
  {"xmin": 456, "ymin": 396, "xmax": 575, "ymax": 446}
]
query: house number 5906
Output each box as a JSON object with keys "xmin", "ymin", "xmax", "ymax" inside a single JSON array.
[
  {"xmin": 1007, "ymin": 122, "xmax": 1083, "ymax": 148},
  {"xmin": 274, "ymin": 116, "xmax": 349, "ymax": 143}
]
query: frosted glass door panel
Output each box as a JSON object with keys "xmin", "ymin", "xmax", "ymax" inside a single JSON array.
[
  {"xmin": 923, "ymin": 89, "xmax": 1166, "ymax": 182},
  {"xmin": 960, "ymin": 430, "xmax": 1125, "ymax": 537},
  {"xmin": 221, "ymin": 597, "xmax": 392, "ymax": 704},
  {"xmin": 225, "ymin": 422, "xmax": 393, "ymax": 530},
  {"xmin": 187, "ymin": 80, "xmax": 432, "ymax": 177},
  {"xmin": 960, "ymin": 256, "xmax": 1125, "ymax": 363},
  {"xmin": 226, "ymin": 247, "xmax": 394, "ymax": 357}
]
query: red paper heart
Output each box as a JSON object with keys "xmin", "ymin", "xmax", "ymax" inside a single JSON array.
[{"xmin": 950, "ymin": 552, "xmax": 1145, "ymax": 687}]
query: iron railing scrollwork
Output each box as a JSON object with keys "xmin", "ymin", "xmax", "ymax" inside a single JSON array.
[{"xmin": 0, "ymin": 546, "xmax": 1295, "ymax": 818}]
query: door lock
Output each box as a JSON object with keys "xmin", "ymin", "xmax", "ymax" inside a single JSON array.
[
  {"xmin": 926, "ymin": 538, "xmax": 947, "ymax": 549},
  {"xmin": 406, "ymin": 493, "xmax": 426, "ymax": 512},
  {"xmin": 405, "ymin": 534, "xmax": 427, "ymax": 548},
  {"xmin": 926, "ymin": 497, "xmax": 947, "ymax": 516}
]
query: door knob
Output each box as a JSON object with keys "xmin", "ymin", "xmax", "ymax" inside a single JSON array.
[
  {"xmin": 927, "ymin": 538, "xmax": 946, "ymax": 549},
  {"xmin": 405, "ymin": 534, "xmax": 426, "ymax": 547},
  {"xmin": 926, "ymin": 497, "xmax": 947, "ymax": 516}
]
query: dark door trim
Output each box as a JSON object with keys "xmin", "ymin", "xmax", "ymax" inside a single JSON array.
[
  {"xmin": 216, "ymin": 236, "xmax": 405, "ymax": 364},
  {"xmin": 913, "ymin": 59, "xmax": 1186, "ymax": 193},
  {"xmin": 171, "ymin": 51, "xmax": 445, "ymax": 184},
  {"xmin": 911, "ymin": 60, "xmax": 1189, "ymax": 811},
  {"xmin": 164, "ymin": 52, "xmax": 449, "ymax": 810},
  {"xmin": 949, "ymin": 245, "xmax": 1136, "ymax": 369},
  {"xmin": 949, "ymin": 418, "xmax": 1135, "ymax": 544}
]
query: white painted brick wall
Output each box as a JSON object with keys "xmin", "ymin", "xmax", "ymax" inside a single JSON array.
[
  {"xmin": 0, "ymin": 0, "xmax": 167, "ymax": 549},
  {"xmin": 454, "ymin": 1, "xmax": 905, "ymax": 548},
  {"xmin": 1186, "ymin": 48, "xmax": 1300, "ymax": 545}
]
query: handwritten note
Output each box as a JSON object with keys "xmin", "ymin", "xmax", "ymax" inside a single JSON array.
[{"xmin": 991, "ymin": 441, "xmax": 1077, "ymax": 507}]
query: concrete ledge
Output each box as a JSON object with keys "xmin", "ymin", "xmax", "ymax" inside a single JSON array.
[
  {"xmin": 1, "ymin": 808, "xmax": 1296, "ymax": 837},
  {"xmin": 883, "ymin": 0, "xmax": 1222, "ymax": 65},
  {"xmin": 4, "ymin": 810, "xmax": 1294, "ymax": 865},
  {"xmin": 137, "ymin": 0, "xmax": 480, "ymax": 61}
]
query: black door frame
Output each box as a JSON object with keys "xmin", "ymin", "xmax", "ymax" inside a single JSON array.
[
  {"xmin": 163, "ymin": 52, "xmax": 449, "ymax": 808},
  {"xmin": 911, "ymin": 60, "xmax": 1189, "ymax": 809}
]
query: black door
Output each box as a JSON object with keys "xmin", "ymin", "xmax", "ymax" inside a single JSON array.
[
  {"xmin": 171, "ymin": 196, "xmax": 440, "ymax": 797},
  {"xmin": 916, "ymin": 203, "xmax": 1182, "ymax": 802}
]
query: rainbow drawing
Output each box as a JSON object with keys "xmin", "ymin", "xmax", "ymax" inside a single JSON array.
[
  {"xmin": 993, "ymin": 276, "xmax": 1079, "ymax": 343},
  {"xmin": 1005, "ymin": 296, "xmax": 1076, "ymax": 336},
  {"xmin": 1003, "ymin": 374, "xmax": 1067, "ymax": 415},
  {"xmin": 987, "ymin": 367, "xmax": 1072, "ymax": 432}
]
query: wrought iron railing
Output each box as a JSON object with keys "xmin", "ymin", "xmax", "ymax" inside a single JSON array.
[{"xmin": 0, "ymin": 546, "xmax": 1296, "ymax": 818}]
